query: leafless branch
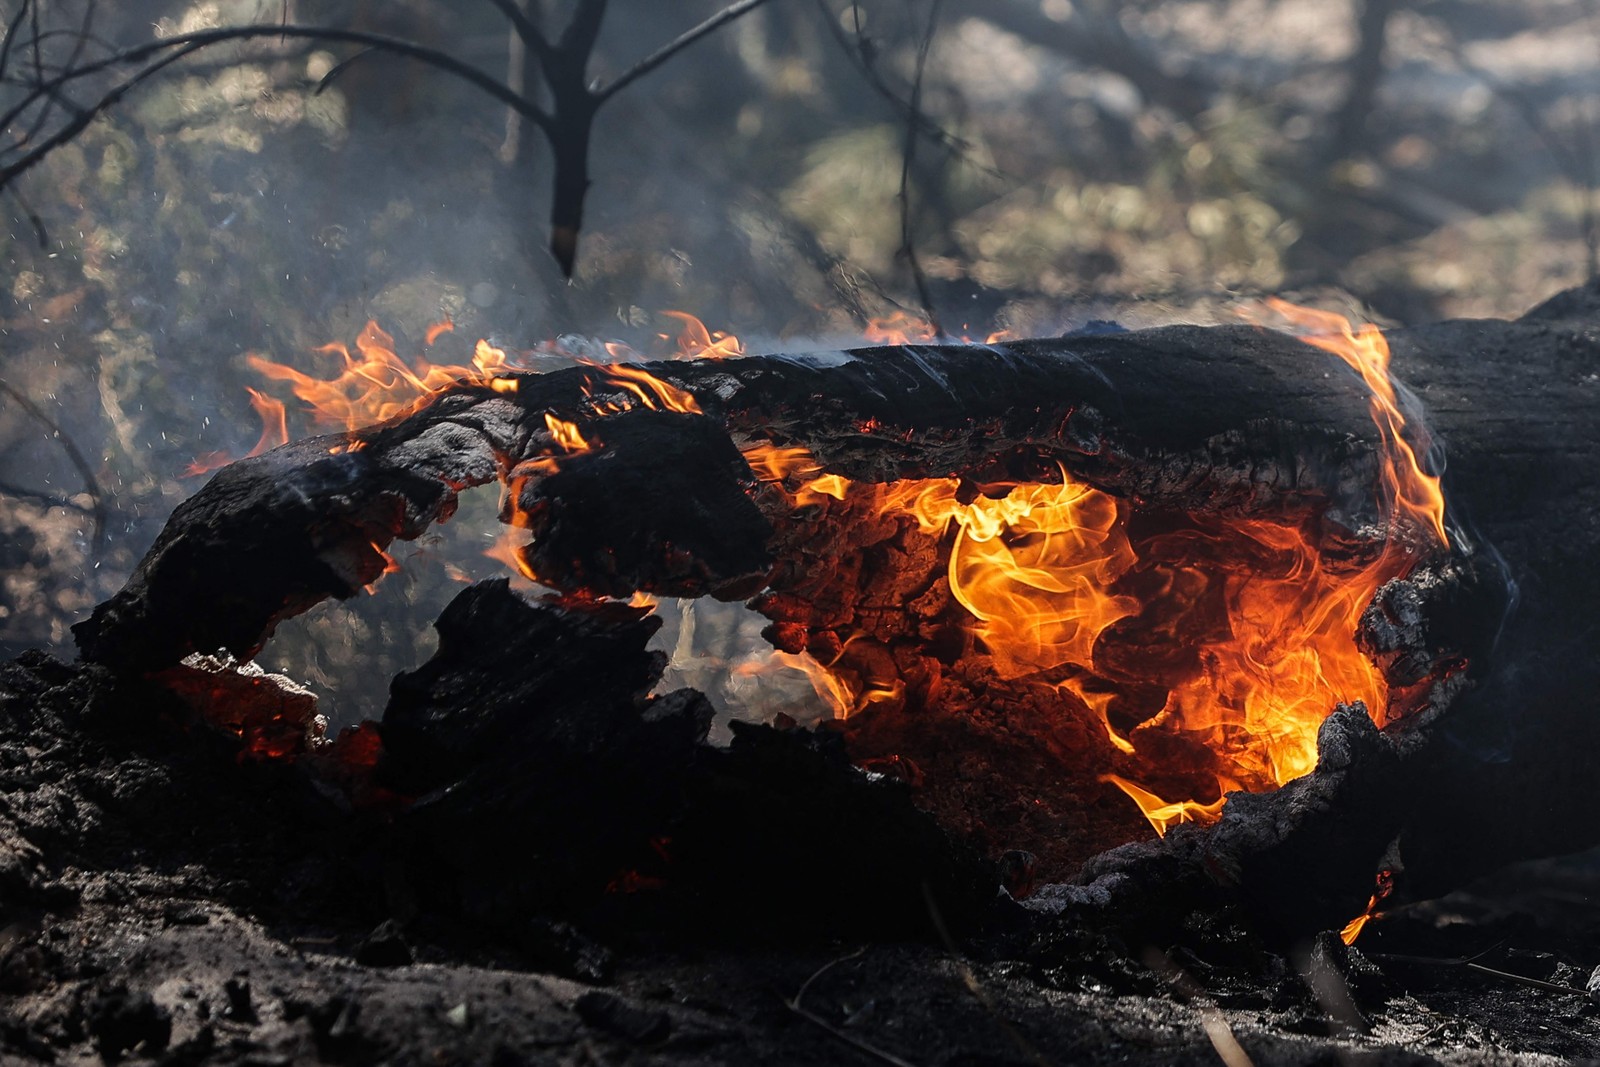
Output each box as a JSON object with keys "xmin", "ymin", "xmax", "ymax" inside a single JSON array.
[
  {"xmin": 943, "ymin": 0, "xmax": 1213, "ymax": 122},
  {"xmin": 0, "ymin": 22, "xmax": 555, "ymax": 191},
  {"xmin": 0, "ymin": 377, "xmax": 106, "ymax": 554},
  {"xmin": 0, "ymin": 1, "xmax": 35, "ymax": 85},
  {"xmin": 7, "ymin": 180, "xmax": 47, "ymax": 246},
  {"xmin": 482, "ymin": 0, "xmax": 552, "ymax": 61},
  {"xmin": 0, "ymin": 0, "xmax": 791, "ymax": 278},
  {"xmin": 596, "ymin": 0, "xmax": 781, "ymax": 102}
]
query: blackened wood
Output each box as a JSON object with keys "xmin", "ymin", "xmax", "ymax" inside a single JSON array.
[
  {"xmin": 73, "ymin": 387, "xmax": 521, "ymax": 671},
  {"xmin": 382, "ymin": 580, "xmax": 995, "ymax": 936},
  {"xmin": 513, "ymin": 409, "xmax": 773, "ymax": 599},
  {"xmin": 379, "ymin": 578, "xmax": 674, "ymax": 795},
  {"xmin": 75, "ymin": 328, "xmax": 1396, "ymax": 672}
]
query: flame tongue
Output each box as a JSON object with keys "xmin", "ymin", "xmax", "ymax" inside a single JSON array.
[
  {"xmin": 1263, "ymin": 299, "xmax": 1448, "ymax": 548},
  {"xmin": 245, "ymin": 320, "xmax": 518, "ymax": 433}
]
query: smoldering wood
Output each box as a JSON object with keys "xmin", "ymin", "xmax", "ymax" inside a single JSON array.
[
  {"xmin": 378, "ymin": 578, "xmax": 997, "ymax": 937},
  {"xmin": 71, "ymin": 280, "xmax": 1600, "ymax": 933}
]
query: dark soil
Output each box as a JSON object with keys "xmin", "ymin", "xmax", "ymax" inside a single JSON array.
[{"xmin": 4, "ymin": 649, "xmax": 1600, "ymax": 1066}]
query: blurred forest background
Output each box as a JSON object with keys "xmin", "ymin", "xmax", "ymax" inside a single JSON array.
[{"xmin": 1, "ymin": 0, "xmax": 1595, "ymax": 726}]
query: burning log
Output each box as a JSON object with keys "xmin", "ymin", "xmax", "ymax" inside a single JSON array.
[
  {"xmin": 73, "ymin": 281, "xmax": 1600, "ymax": 940},
  {"xmin": 76, "ymin": 324, "xmax": 1403, "ymax": 668}
]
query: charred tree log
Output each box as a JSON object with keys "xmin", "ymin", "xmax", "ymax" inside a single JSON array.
[
  {"xmin": 77, "ymin": 327, "xmax": 1400, "ymax": 670},
  {"xmin": 71, "ymin": 280, "xmax": 1600, "ymax": 933}
]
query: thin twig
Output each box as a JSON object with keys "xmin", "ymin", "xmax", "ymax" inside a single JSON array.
[
  {"xmin": 312, "ymin": 46, "xmax": 375, "ymax": 95},
  {"xmin": 1369, "ymin": 946, "xmax": 1587, "ymax": 996},
  {"xmin": 482, "ymin": 0, "xmax": 552, "ymax": 61},
  {"xmin": 792, "ymin": 946, "xmax": 866, "ymax": 1009},
  {"xmin": 16, "ymin": 0, "xmax": 96, "ymax": 150},
  {"xmin": 784, "ymin": 947, "xmax": 921, "ymax": 1067},
  {"xmin": 0, "ymin": 22, "xmax": 553, "ymax": 164},
  {"xmin": 597, "ymin": 0, "xmax": 782, "ymax": 103},
  {"xmin": 813, "ymin": 0, "xmax": 996, "ymax": 178},
  {"xmin": 921, "ymin": 884, "xmax": 1051, "ymax": 1067},
  {"xmin": 0, "ymin": 377, "xmax": 106, "ymax": 554},
  {"xmin": 1145, "ymin": 948, "xmax": 1256, "ymax": 1067},
  {"xmin": 6, "ymin": 181, "xmax": 46, "ymax": 246},
  {"xmin": 897, "ymin": 0, "xmax": 942, "ymax": 337},
  {"xmin": 0, "ymin": 0, "xmax": 34, "ymax": 85},
  {"xmin": 1464, "ymin": 962, "xmax": 1586, "ymax": 995}
]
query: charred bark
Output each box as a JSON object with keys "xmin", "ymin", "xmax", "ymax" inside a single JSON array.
[{"xmin": 76, "ymin": 327, "xmax": 1402, "ymax": 671}]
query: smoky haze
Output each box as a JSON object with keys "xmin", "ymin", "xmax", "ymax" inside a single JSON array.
[{"xmin": 0, "ymin": 0, "xmax": 1595, "ymax": 724}]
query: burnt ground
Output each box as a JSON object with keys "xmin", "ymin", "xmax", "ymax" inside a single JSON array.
[{"xmin": 3, "ymin": 649, "xmax": 1600, "ymax": 1066}]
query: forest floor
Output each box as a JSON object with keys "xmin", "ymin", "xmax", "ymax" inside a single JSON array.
[{"xmin": 4, "ymin": 650, "xmax": 1599, "ymax": 1067}]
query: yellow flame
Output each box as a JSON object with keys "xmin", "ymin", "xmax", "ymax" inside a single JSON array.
[
  {"xmin": 1340, "ymin": 869, "xmax": 1395, "ymax": 944},
  {"xmin": 662, "ymin": 310, "xmax": 744, "ymax": 360},
  {"xmin": 543, "ymin": 412, "xmax": 592, "ymax": 453},
  {"xmin": 1103, "ymin": 775, "xmax": 1227, "ymax": 836},
  {"xmin": 1262, "ymin": 299, "xmax": 1448, "ymax": 547}
]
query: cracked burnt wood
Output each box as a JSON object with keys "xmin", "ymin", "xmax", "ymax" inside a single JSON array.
[{"xmin": 70, "ymin": 281, "xmax": 1600, "ymax": 933}]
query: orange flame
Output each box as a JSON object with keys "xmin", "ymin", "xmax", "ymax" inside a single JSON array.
[
  {"xmin": 1102, "ymin": 775, "xmax": 1228, "ymax": 836},
  {"xmin": 362, "ymin": 540, "xmax": 403, "ymax": 595},
  {"xmin": 543, "ymin": 412, "xmax": 592, "ymax": 453},
  {"xmin": 219, "ymin": 308, "xmax": 1444, "ymax": 844},
  {"xmin": 1340, "ymin": 868, "xmax": 1396, "ymax": 944},
  {"xmin": 183, "ymin": 387, "xmax": 289, "ymax": 477},
  {"xmin": 581, "ymin": 362, "xmax": 702, "ymax": 416},
  {"xmin": 864, "ymin": 312, "xmax": 939, "ymax": 346},
  {"xmin": 742, "ymin": 443, "xmax": 849, "ymax": 506},
  {"xmin": 743, "ymin": 303, "xmax": 1448, "ymax": 837},
  {"xmin": 1263, "ymin": 299, "xmax": 1448, "ymax": 546},
  {"xmin": 731, "ymin": 649, "xmax": 855, "ymax": 719},
  {"xmin": 244, "ymin": 320, "xmax": 516, "ymax": 433},
  {"xmin": 662, "ymin": 311, "xmax": 744, "ymax": 360}
]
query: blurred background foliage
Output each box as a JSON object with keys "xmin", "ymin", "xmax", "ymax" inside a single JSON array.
[{"xmin": 1, "ymin": 0, "xmax": 1596, "ymax": 724}]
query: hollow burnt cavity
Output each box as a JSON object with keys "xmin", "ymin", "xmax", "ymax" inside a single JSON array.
[{"xmin": 70, "ymin": 304, "xmax": 1538, "ymax": 939}]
